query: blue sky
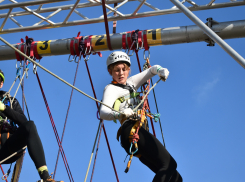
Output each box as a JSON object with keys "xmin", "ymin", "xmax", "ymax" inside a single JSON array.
[{"xmin": 0, "ymin": 0, "xmax": 245, "ymax": 182}]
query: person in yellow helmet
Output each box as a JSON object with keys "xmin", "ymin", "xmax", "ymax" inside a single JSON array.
[
  {"xmin": 0, "ymin": 69, "xmax": 63, "ymax": 182},
  {"xmin": 100, "ymin": 51, "xmax": 182, "ymax": 182}
]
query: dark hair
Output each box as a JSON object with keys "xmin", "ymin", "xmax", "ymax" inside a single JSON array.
[{"xmin": 0, "ymin": 69, "xmax": 4, "ymax": 83}]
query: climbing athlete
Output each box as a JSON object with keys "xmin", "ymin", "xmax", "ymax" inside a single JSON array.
[
  {"xmin": 0, "ymin": 69, "xmax": 63, "ymax": 182},
  {"xmin": 100, "ymin": 51, "xmax": 182, "ymax": 182}
]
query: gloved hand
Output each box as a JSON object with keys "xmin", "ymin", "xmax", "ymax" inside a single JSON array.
[
  {"xmin": 157, "ymin": 67, "xmax": 169, "ymax": 81},
  {"xmin": 0, "ymin": 102, "xmax": 6, "ymax": 111},
  {"xmin": 122, "ymin": 108, "xmax": 134, "ymax": 118}
]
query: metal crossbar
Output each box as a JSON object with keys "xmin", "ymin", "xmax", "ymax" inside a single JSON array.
[{"xmin": 0, "ymin": 0, "xmax": 244, "ymax": 34}]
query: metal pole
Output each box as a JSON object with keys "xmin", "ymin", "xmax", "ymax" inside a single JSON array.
[
  {"xmin": 170, "ymin": 0, "xmax": 245, "ymax": 69},
  {"xmin": 0, "ymin": 19, "xmax": 245, "ymax": 61}
]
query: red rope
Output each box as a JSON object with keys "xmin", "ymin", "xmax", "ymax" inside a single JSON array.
[
  {"xmin": 84, "ymin": 61, "xmax": 119, "ymax": 182},
  {"xmin": 135, "ymin": 50, "xmax": 156, "ymax": 137},
  {"xmin": 53, "ymin": 57, "xmax": 81, "ymax": 179},
  {"xmin": 101, "ymin": 0, "xmax": 113, "ymax": 50},
  {"xmin": 35, "ymin": 72, "xmax": 74, "ymax": 182}
]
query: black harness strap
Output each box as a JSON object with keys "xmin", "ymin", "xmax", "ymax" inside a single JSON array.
[{"xmin": 111, "ymin": 82, "xmax": 136, "ymax": 94}]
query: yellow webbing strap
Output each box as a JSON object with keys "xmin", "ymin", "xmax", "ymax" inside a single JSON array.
[{"xmin": 113, "ymin": 99, "xmax": 121, "ymax": 123}]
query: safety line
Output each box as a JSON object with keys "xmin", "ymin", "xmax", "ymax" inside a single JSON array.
[
  {"xmin": 89, "ymin": 120, "xmax": 103, "ymax": 182},
  {"xmin": 36, "ymin": 72, "xmax": 74, "ymax": 182},
  {"xmin": 84, "ymin": 61, "xmax": 119, "ymax": 182},
  {"xmin": 135, "ymin": 50, "xmax": 156, "ymax": 137},
  {"xmin": 0, "ymin": 37, "xmax": 124, "ymax": 115},
  {"xmin": 84, "ymin": 121, "xmax": 102, "ymax": 182},
  {"xmin": 101, "ymin": 0, "xmax": 113, "ymax": 50},
  {"xmin": 150, "ymin": 79, "xmax": 166, "ymax": 147},
  {"xmin": 53, "ymin": 56, "xmax": 81, "ymax": 179},
  {"xmin": 0, "ymin": 146, "xmax": 27, "ymax": 165}
]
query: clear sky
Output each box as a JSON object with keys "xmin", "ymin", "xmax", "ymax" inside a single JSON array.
[{"xmin": 0, "ymin": 0, "xmax": 245, "ymax": 182}]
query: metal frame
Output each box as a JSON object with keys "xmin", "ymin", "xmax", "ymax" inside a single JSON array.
[
  {"xmin": 170, "ymin": 0, "xmax": 245, "ymax": 68},
  {"xmin": 0, "ymin": 0, "xmax": 244, "ymax": 34}
]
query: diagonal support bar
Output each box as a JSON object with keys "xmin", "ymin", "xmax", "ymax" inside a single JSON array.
[
  {"xmin": 63, "ymin": 0, "xmax": 81, "ymax": 24},
  {"xmin": 9, "ymin": 16, "xmax": 23, "ymax": 27},
  {"xmin": 0, "ymin": 8, "xmax": 12, "ymax": 31},
  {"xmin": 132, "ymin": 0, "xmax": 146, "ymax": 15},
  {"xmin": 74, "ymin": 9, "xmax": 88, "ymax": 19},
  {"xmin": 100, "ymin": 0, "xmax": 128, "ymax": 17},
  {"xmin": 91, "ymin": 0, "xmax": 125, "ymax": 17},
  {"xmin": 34, "ymin": 8, "xmax": 62, "ymax": 26},
  {"xmin": 138, "ymin": 0, "xmax": 160, "ymax": 11},
  {"xmin": 9, "ymin": 0, "xmax": 55, "ymax": 25},
  {"xmin": 170, "ymin": 0, "xmax": 245, "ymax": 69}
]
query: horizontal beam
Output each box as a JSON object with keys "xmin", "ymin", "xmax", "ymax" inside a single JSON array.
[
  {"xmin": 0, "ymin": 0, "xmax": 69, "ymax": 10},
  {"xmin": 0, "ymin": 1, "xmax": 244, "ymax": 34},
  {"xmin": 0, "ymin": 19, "xmax": 244, "ymax": 61}
]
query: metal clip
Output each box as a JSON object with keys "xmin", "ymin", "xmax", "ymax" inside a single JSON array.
[
  {"xmin": 84, "ymin": 54, "xmax": 90, "ymax": 62},
  {"xmin": 33, "ymin": 59, "xmax": 40, "ymax": 74},
  {"xmin": 143, "ymin": 49, "xmax": 150, "ymax": 60},
  {"xmin": 85, "ymin": 46, "xmax": 92, "ymax": 55},
  {"xmin": 2, "ymin": 173, "xmax": 8, "ymax": 181},
  {"xmin": 68, "ymin": 54, "xmax": 75, "ymax": 62}
]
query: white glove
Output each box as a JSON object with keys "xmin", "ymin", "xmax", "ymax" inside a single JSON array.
[
  {"xmin": 0, "ymin": 102, "xmax": 6, "ymax": 111},
  {"xmin": 157, "ymin": 67, "xmax": 169, "ymax": 81},
  {"xmin": 122, "ymin": 108, "xmax": 134, "ymax": 118}
]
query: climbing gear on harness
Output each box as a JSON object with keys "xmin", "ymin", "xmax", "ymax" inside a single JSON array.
[
  {"xmin": 107, "ymin": 51, "xmax": 131, "ymax": 68},
  {"xmin": 0, "ymin": 146, "xmax": 26, "ymax": 165},
  {"xmin": 1, "ymin": 163, "xmax": 12, "ymax": 181}
]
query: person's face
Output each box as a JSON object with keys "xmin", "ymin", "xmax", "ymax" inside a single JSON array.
[
  {"xmin": 108, "ymin": 63, "xmax": 130, "ymax": 85},
  {"xmin": 0, "ymin": 81, "xmax": 3, "ymax": 89}
]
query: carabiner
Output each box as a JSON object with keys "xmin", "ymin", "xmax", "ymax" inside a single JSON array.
[
  {"xmin": 85, "ymin": 46, "xmax": 92, "ymax": 55},
  {"xmin": 33, "ymin": 59, "xmax": 40, "ymax": 74},
  {"xmin": 84, "ymin": 54, "xmax": 90, "ymax": 62},
  {"xmin": 74, "ymin": 55, "xmax": 78, "ymax": 63},
  {"xmin": 143, "ymin": 49, "xmax": 150, "ymax": 60},
  {"xmin": 2, "ymin": 173, "xmax": 8, "ymax": 181},
  {"xmin": 129, "ymin": 142, "xmax": 138, "ymax": 155},
  {"xmin": 68, "ymin": 54, "xmax": 75, "ymax": 62}
]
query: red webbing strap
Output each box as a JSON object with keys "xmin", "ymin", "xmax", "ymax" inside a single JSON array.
[
  {"xmin": 143, "ymin": 30, "xmax": 149, "ymax": 51},
  {"xmin": 75, "ymin": 36, "xmax": 82, "ymax": 56},
  {"xmin": 135, "ymin": 51, "xmax": 156, "ymax": 137},
  {"xmin": 35, "ymin": 72, "xmax": 74, "ymax": 182},
  {"xmin": 15, "ymin": 44, "xmax": 21, "ymax": 61},
  {"xmin": 101, "ymin": 0, "xmax": 113, "ymax": 51},
  {"xmin": 53, "ymin": 56, "xmax": 81, "ymax": 179},
  {"xmin": 0, "ymin": 165, "xmax": 8, "ymax": 182},
  {"xmin": 122, "ymin": 31, "xmax": 131, "ymax": 50},
  {"xmin": 84, "ymin": 61, "xmax": 119, "ymax": 182},
  {"xmin": 127, "ymin": 31, "xmax": 135, "ymax": 50},
  {"xmin": 30, "ymin": 42, "xmax": 35, "ymax": 58},
  {"xmin": 86, "ymin": 36, "xmax": 92, "ymax": 54},
  {"xmin": 138, "ymin": 31, "xmax": 143, "ymax": 48},
  {"xmin": 122, "ymin": 33, "xmax": 127, "ymax": 50},
  {"xmin": 20, "ymin": 43, "xmax": 25, "ymax": 61}
]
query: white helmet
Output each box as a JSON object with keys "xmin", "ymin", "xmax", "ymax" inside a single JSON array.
[{"xmin": 106, "ymin": 51, "xmax": 131, "ymax": 68}]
